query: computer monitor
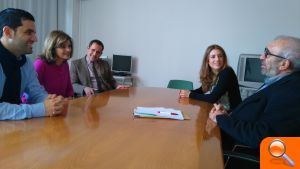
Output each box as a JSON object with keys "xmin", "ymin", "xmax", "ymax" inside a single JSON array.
[
  {"xmin": 112, "ymin": 55, "xmax": 132, "ymax": 75},
  {"xmin": 237, "ymin": 54, "xmax": 267, "ymax": 89}
]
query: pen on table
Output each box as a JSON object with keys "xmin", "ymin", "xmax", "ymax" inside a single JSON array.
[{"xmin": 157, "ymin": 111, "xmax": 178, "ymax": 115}]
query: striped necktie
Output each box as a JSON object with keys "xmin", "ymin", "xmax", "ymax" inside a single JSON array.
[{"xmin": 92, "ymin": 62, "xmax": 102, "ymax": 91}]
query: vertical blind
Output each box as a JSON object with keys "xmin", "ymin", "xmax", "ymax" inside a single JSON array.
[{"xmin": 0, "ymin": 0, "xmax": 58, "ymax": 60}]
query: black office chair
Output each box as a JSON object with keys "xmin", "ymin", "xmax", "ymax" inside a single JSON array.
[{"xmin": 224, "ymin": 144, "xmax": 260, "ymax": 169}]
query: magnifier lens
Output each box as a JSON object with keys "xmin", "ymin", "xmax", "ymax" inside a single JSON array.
[{"xmin": 269, "ymin": 140, "xmax": 285, "ymax": 157}]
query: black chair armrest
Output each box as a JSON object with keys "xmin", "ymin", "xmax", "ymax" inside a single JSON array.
[
  {"xmin": 224, "ymin": 144, "xmax": 260, "ymax": 169},
  {"xmin": 223, "ymin": 150, "xmax": 260, "ymax": 163}
]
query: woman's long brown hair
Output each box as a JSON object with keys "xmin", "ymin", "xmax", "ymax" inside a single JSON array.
[{"xmin": 200, "ymin": 44, "xmax": 228, "ymax": 92}]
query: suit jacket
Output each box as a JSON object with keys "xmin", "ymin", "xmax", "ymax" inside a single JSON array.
[
  {"xmin": 217, "ymin": 71, "xmax": 300, "ymax": 148},
  {"xmin": 70, "ymin": 56, "xmax": 116, "ymax": 96}
]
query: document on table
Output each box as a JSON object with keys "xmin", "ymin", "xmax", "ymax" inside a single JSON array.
[{"xmin": 133, "ymin": 107, "xmax": 185, "ymax": 120}]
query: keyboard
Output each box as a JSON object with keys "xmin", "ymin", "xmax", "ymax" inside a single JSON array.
[{"xmin": 113, "ymin": 72, "xmax": 130, "ymax": 76}]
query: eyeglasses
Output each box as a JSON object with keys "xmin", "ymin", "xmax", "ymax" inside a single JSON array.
[{"xmin": 264, "ymin": 48, "xmax": 285, "ymax": 59}]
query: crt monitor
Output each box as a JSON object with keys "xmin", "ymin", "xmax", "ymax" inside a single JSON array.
[
  {"xmin": 237, "ymin": 54, "xmax": 267, "ymax": 89},
  {"xmin": 112, "ymin": 55, "xmax": 132, "ymax": 74}
]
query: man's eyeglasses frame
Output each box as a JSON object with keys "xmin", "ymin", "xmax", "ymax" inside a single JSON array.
[{"xmin": 264, "ymin": 48, "xmax": 286, "ymax": 59}]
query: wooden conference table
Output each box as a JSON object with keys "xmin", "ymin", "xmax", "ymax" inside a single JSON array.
[{"xmin": 0, "ymin": 87, "xmax": 223, "ymax": 169}]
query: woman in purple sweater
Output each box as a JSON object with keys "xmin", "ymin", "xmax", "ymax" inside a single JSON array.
[{"xmin": 34, "ymin": 30, "xmax": 74, "ymax": 98}]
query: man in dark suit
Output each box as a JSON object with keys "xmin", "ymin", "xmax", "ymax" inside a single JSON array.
[
  {"xmin": 70, "ymin": 39, "xmax": 127, "ymax": 97},
  {"xmin": 209, "ymin": 35, "xmax": 300, "ymax": 149}
]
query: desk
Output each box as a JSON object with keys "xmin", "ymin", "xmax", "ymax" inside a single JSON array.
[
  {"xmin": 113, "ymin": 75, "xmax": 133, "ymax": 86},
  {"xmin": 0, "ymin": 87, "xmax": 223, "ymax": 169}
]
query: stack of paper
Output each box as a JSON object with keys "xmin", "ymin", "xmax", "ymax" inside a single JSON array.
[{"xmin": 133, "ymin": 107, "xmax": 184, "ymax": 120}]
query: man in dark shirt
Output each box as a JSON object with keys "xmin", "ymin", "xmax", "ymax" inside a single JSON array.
[
  {"xmin": 209, "ymin": 35, "xmax": 300, "ymax": 149},
  {"xmin": 0, "ymin": 8, "xmax": 65, "ymax": 120}
]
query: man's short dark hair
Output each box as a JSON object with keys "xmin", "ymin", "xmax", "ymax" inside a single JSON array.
[
  {"xmin": 88, "ymin": 39, "xmax": 104, "ymax": 50},
  {"xmin": 0, "ymin": 8, "xmax": 35, "ymax": 37}
]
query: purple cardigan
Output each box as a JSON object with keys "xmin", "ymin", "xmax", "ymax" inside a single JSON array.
[{"xmin": 34, "ymin": 58, "xmax": 74, "ymax": 97}]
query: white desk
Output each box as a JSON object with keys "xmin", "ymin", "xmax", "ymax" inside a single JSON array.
[{"xmin": 113, "ymin": 75, "xmax": 133, "ymax": 86}]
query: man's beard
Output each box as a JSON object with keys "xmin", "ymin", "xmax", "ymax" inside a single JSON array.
[{"xmin": 262, "ymin": 66, "xmax": 280, "ymax": 77}]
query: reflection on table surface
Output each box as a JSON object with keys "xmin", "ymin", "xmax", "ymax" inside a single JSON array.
[{"xmin": 0, "ymin": 87, "xmax": 223, "ymax": 169}]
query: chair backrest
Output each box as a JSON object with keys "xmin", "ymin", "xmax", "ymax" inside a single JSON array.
[{"xmin": 167, "ymin": 80, "xmax": 193, "ymax": 90}]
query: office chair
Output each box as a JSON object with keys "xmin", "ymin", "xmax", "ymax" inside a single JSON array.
[
  {"xmin": 167, "ymin": 80, "xmax": 193, "ymax": 90},
  {"xmin": 224, "ymin": 144, "xmax": 260, "ymax": 169}
]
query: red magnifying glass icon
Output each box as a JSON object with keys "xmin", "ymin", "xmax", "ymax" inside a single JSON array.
[{"xmin": 268, "ymin": 139, "xmax": 295, "ymax": 167}]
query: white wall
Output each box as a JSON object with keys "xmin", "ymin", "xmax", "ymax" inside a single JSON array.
[{"xmin": 77, "ymin": 0, "xmax": 300, "ymax": 88}]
